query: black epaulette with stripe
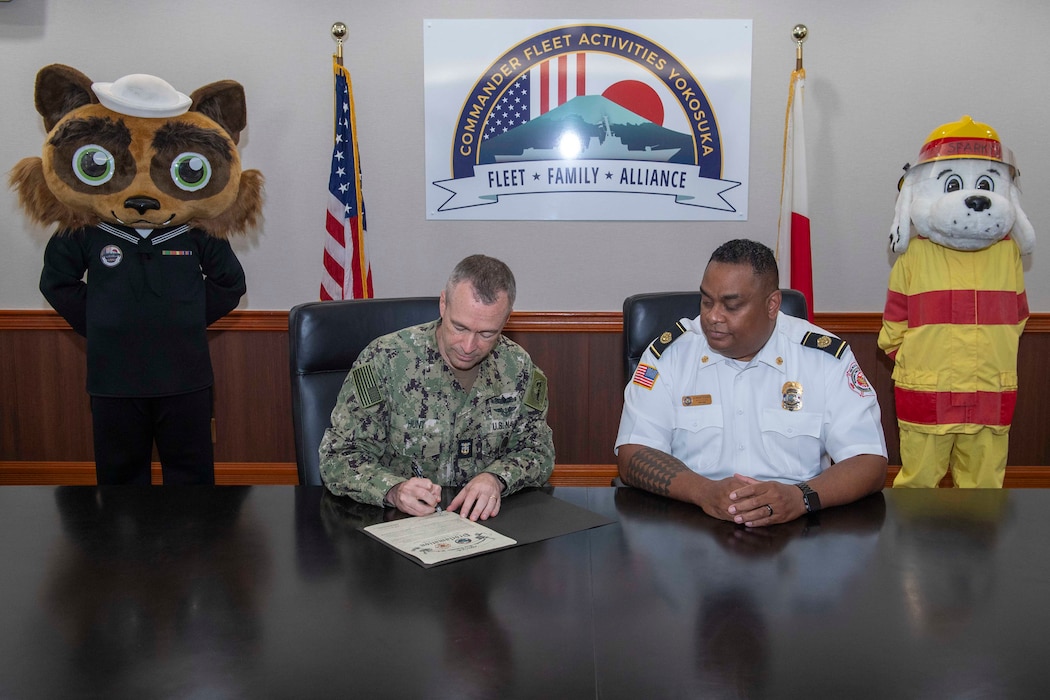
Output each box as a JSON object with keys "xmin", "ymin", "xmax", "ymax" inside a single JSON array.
[
  {"xmin": 648, "ymin": 321, "xmax": 688, "ymax": 360},
  {"xmin": 801, "ymin": 331, "xmax": 848, "ymax": 359}
]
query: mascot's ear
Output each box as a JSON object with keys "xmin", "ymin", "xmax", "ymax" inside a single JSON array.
[
  {"xmin": 189, "ymin": 80, "xmax": 248, "ymax": 145},
  {"xmin": 35, "ymin": 64, "xmax": 97, "ymax": 133},
  {"xmin": 889, "ymin": 177, "xmax": 914, "ymax": 253},
  {"xmin": 1009, "ymin": 183, "xmax": 1036, "ymax": 255}
]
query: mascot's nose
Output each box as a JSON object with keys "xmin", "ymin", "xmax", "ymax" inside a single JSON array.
[
  {"xmin": 124, "ymin": 197, "xmax": 161, "ymax": 215},
  {"xmin": 965, "ymin": 195, "xmax": 992, "ymax": 212}
]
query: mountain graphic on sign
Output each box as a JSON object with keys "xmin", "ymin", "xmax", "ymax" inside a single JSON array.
[{"xmin": 480, "ymin": 95, "xmax": 693, "ymax": 165}]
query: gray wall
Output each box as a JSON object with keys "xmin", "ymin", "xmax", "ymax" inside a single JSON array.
[{"xmin": 1, "ymin": 1, "xmax": 1046, "ymax": 312}]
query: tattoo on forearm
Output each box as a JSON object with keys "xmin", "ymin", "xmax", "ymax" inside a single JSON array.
[{"xmin": 625, "ymin": 449, "xmax": 689, "ymax": 496}]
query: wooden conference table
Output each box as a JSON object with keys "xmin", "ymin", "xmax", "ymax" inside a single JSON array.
[{"xmin": 0, "ymin": 485, "xmax": 1048, "ymax": 699}]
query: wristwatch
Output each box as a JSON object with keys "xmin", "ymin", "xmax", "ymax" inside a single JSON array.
[{"xmin": 796, "ymin": 482, "xmax": 822, "ymax": 512}]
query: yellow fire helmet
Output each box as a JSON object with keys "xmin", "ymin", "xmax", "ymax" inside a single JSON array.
[
  {"xmin": 915, "ymin": 115, "xmax": 1016, "ymax": 171},
  {"xmin": 890, "ymin": 115, "xmax": 1034, "ymax": 255},
  {"xmin": 898, "ymin": 115, "xmax": 1018, "ymax": 191}
]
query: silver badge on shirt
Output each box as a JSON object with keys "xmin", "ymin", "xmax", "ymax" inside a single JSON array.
[{"xmin": 782, "ymin": 381, "xmax": 803, "ymax": 411}]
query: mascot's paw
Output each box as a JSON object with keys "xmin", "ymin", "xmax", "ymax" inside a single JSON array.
[{"xmin": 889, "ymin": 226, "xmax": 908, "ymax": 253}]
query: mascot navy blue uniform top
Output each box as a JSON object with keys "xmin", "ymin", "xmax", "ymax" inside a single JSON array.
[{"xmin": 9, "ymin": 64, "xmax": 264, "ymax": 485}]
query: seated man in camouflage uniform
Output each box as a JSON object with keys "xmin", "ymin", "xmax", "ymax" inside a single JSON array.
[{"xmin": 320, "ymin": 254, "xmax": 555, "ymax": 521}]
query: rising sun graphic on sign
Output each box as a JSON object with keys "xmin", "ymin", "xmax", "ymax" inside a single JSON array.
[{"xmin": 603, "ymin": 80, "xmax": 664, "ymax": 126}]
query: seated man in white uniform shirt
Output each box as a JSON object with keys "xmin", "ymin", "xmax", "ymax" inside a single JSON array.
[{"xmin": 616, "ymin": 239, "xmax": 887, "ymax": 527}]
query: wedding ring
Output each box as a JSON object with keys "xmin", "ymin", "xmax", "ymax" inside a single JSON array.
[{"xmin": 766, "ymin": 504, "xmax": 774, "ymax": 517}]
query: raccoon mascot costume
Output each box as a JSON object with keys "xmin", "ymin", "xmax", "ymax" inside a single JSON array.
[{"xmin": 9, "ymin": 64, "xmax": 264, "ymax": 484}]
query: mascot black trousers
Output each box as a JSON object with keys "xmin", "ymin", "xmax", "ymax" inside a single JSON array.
[{"xmin": 90, "ymin": 387, "xmax": 215, "ymax": 485}]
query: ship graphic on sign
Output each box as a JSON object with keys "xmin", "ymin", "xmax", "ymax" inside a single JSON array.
[{"xmin": 486, "ymin": 95, "xmax": 688, "ymax": 165}]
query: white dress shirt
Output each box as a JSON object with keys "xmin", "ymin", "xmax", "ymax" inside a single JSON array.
[{"xmin": 615, "ymin": 312, "xmax": 887, "ymax": 483}]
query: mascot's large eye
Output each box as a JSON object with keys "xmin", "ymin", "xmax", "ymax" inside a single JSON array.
[
  {"xmin": 944, "ymin": 174, "xmax": 964, "ymax": 193},
  {"xmin": 72, "ymin": 144, "xmax": 115, "ymax": 186},
  {"xmin": 976, "ymin": 175, "xmax": 994, "ymax": 191},
  {"xmin": 170, "ymin": 152, "xmax": 212, "ymax": 192}
]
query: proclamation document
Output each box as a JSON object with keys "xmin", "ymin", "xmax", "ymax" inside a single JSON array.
[{"xmin": 363, "ymin": 511, "xmax": 517, "ymax": 566}]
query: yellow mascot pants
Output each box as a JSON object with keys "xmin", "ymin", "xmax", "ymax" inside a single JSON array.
[{"xmin": 894, "ymin": 428, "xmax": 1008, "ymax": 488}]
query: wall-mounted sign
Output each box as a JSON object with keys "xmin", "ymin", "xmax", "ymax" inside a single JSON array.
[{"xmin": 424, "ymin": 19, "xmax": 752, "ymax": 221}]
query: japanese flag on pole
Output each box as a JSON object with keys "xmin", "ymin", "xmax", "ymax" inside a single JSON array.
[
  {"xmin": 776, "ymin": 68, "xmax": 813, "ymax": 320},
  {"xmin": 321, "ymin": 57, "xmax": 373, "ymax": 300}
]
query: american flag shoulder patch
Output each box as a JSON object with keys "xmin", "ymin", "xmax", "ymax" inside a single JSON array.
[
  {"xmin": 351, "ymin": 363, "xmax": 382, "ymax": 408},
  {"xmin": 632, "ymin": 363, "xmax": 659, "ymax": 390}
]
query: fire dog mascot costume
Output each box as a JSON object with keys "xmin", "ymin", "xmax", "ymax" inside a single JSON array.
[
  {"xmin": 9, "ymin": 64, "xmax": 264, "ymax": 485},
  {"xmin": 879, "ymin": 116, "xmax": 1034, "ymax": 488}
]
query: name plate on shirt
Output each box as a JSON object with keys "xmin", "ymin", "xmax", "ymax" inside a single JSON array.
[{"xmin": 681, "ymin": 394, "xmax": 712, "ymax": 406}]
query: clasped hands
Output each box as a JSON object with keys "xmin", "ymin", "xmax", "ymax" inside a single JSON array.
[
  {"xmin": 385, "ymin": 471, "xmax": 502, "ymax": 521},
  {"xmin": 702, "ymin": 474, "xmax": 805, "ymax": 527}
]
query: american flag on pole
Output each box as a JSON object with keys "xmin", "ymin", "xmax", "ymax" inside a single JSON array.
[
  {"xmin": 321, "ymin": 56, "xmax": 372, "ymax": 300},
  {"xmin": 776, "ymin": 67, "xmax": 813, "ymax": 320}
]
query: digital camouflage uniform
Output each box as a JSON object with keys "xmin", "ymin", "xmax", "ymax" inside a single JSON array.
[{"xmin": 319, "ymin": 320, "xmax": 555, "ymax": 505}]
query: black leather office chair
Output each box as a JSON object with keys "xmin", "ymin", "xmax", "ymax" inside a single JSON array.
[
  {"xmin": 288, "ymin": 297, "xmax": 440, "ymax": 486},
  {"xmin": 622, "ymin": 289, "xmax": 808, "ymax": 382}
]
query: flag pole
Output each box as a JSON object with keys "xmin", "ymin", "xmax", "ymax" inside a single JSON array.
[
  {"xmin": 778, "ymin": 23, "xmax": 814, "ymax": 320},
  {"xmin": 321, "ymin": 19, "xmax": 374, "ymax": 300},
  {"xmin": 332, "ymin": 21, "xmax": 347, "ymax": 66},
  {"xmin": 793, "ymin": 23, "xmax": 807, "ymax": 70}
]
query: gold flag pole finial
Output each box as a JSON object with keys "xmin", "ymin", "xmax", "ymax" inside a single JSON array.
[
  {"xmin": 332, "ymin": 21, "xmax": 347, "ymax": 65},
  {"xmin": 792, "ymin": 24, "xmax": 808, "ymax": 71}
]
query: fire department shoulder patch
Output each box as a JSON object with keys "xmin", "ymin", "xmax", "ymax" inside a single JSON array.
[{"xmin": 846, "ymin": 361, "xmax": 875, "ymax": 397}]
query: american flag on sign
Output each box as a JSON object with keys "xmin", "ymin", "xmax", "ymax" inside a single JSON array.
[
  {"xmin": 321, "ymin": 57, "xmax": 373, "ymax": 301},
  {"xmin": 533, "ymin": 53, "xmax": 587, "ymax": 115},
  {"xmin": 486, "ymin": 55, "xmax": 587, "ymax": 140},
  {"xmin": 485, "ymin": 52, "xmax": 685, "ymax": 144},
  {"xmin": 632, "ymin": 363, "xmax": 659, "ymax": 390}
]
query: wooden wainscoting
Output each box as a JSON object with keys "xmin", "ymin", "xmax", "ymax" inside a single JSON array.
[
  {"xmin": 0, "ymin": 461, "xmax": 624, "ymax": 487},
  {"xmin": 3, "ymin": 462, "xmax": 1049, "ymax": 489},
  {"xmin": 3, "ymin": 309, "xmax": 1050, "ymax": 486}
]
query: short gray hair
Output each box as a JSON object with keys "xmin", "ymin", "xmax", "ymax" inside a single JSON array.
[{"xmin": 446, "ymin": 254, "xmax": 516, "ymax": 306}]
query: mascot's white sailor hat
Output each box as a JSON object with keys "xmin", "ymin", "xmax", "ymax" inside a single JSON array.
[
  {"xmin": 914, "ymin": 115, "xmax": 1016, "ymax": 171},
  {"xmin": 91, "ymin": 73, "xmax": 191, "ymax": 118}
]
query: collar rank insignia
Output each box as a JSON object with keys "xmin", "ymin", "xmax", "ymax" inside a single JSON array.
[{"xmin": 801, "ymin": 331, "xmax": 847, "ymax": 359}]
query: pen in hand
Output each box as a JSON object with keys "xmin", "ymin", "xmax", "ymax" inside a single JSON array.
[{"xmin": 412, "ymin": 465, "xmax": 442, "ymax": 512}]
